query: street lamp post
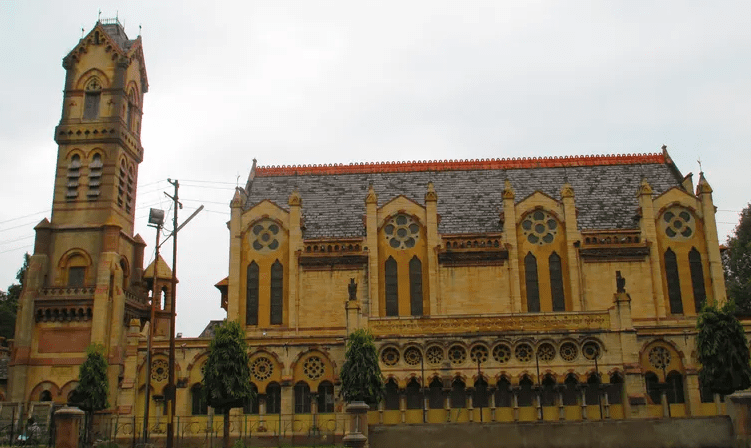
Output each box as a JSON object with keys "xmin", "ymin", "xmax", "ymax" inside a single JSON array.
[{"xmin": 142, "ymin": 208, "xmax": 165, "ymax": 444}]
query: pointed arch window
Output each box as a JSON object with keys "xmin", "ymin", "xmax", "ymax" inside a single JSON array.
[
  {"xmin": 266, "ymin": 383, "xmax": 281, "ymax": 414},
  {"xmin": 270, "ymin": 260, "xmax": 283, "ymax": 325},
  {"xmin": 294, "ymin": 381, "xmax": 311, "ymax": 414},
  {"xmin": 117, "ymin": 160, "xmax": 126, "ymax": 209},
  {"xmin": 66, "ymin": 154, "xmax": 81, "ymax": 200},
  {"xmin": 549, "ymin": 252, "xmax": 565, "ymax": 311},
  {"xmin": 127, "ymin": 88, "xmax": 137, "ymax": 131},
  {"xmin": 409, "ymin": 256, "xmax": 423, "ymax": 316},
  {"xmin": 126, "ymin": 165, "xmax": 135, "ymax": 214},
  {"xmin": 665, "ymin": 249, "xmax": 683, "ymax": 314},
  {"xmin": 246, "ymin": 262, "xmax": 259, "ymax": 325},
  {"xmin": 525, "ymin": 252, "xmax": 540, "ymax": 312},
  {"xmin": 689, "ymin": 248, "xmax": 707, "ymax": 312},
  {"xmin": 385, "ymin": 257, "xmax": 398, "ymax": 316},
  {"xmin": 87, "ymin": 153, "xmax": 102, "ymax": 199},
  {"xmin": 191, "ymin": 384, "xmax": 208, "ymax": 415},
  {"xmin": 83, "ymin": 78, "xmax": 101, "ymax": 120}
]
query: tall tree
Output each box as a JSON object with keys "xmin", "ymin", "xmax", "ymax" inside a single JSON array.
[
  {"xmin": 339, "ymin": 329, "xmax": 384, "ymax": 404},
  {"xmin": 724, "ymin": 204, "xmax": 751, "ymax": 314},
  {"xmin": 202, "ymin": 320, "xmax": 254, "ymax": 448},
  {"xmin": 696, "ymin": 301, "xmax": 751, "ymax": 396},
  {"xmin": 0, "ymin": 253, "xmax": 30, "ymax": 340},
  {"xmin": 73, "ymin": 343, "xmax": 109, "ymax": 445}
]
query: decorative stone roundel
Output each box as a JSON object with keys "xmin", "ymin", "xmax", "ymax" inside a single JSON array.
[
  {"xmin": 537, "ymin": 343, "xmax": 556, "ymax": 362},
  {"xmin": 559, "ymin": 342, "xmax": 578, "ymax": 362},
  {"xmin": 251, "ymin": 220, "xmax": 281, "ymax": 251},
  {"xmin": 515, "ymin": 343, "xmax": 533, "ymax": 363},
  {"xmin": 470, "ymin": 345, "xmax": 489, "ymax": 365},
  {"xmin": 521, "ymin": 210, "xmax": 558, "ymax": 245},
  {"xmin": 662, "ymin": 207, "xmax": 694, "ymax": 239},
  {"xmin": 151, "ymin": 359, "xmax": 168, "ymax": 382},
  {"xmin": 448, "ymin": 345, "xmax": 467, "ymax": 365},
  {"xmin": 493, "ymin": 344, "xmax": 511, "ymax": 364},
  {"xmin": 426, "ymin": 346, "xmax": 444, "ymax": 365},
  {"xmin": 648, "ymin": 346, "xmax": 671, "ymax": 370},
  {"xmin": 251, "ymin": 357, "xmax": 274, "ymax": 381},
  {"xmin": 303, "ymin": 356, "xmax": 325, "ymax": 380},
  {"xmin": 384, "ymin": 214, "xmax": 420, "ymax": 249},
  {"xmin": 381, "ymin": 347, "xmax": 400, "ymax": 366},
  {"xmin": 404, "ymin": 347, "xmax": 422, "ymax": 366},
  {"xmin": 582, "ymin": 342, "xmax": 600, "ymax": 360}
]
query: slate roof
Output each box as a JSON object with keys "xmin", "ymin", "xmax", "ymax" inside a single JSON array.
[{"xmin": 244, "ymin": 152, "xmax": 685, "ymax": 239}]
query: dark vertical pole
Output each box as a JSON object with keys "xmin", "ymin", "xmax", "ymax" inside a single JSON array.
[
  {"xmin": 421, "ymin": 354, "xmax": 426, "ymax": 423},
  {"xmin": 595, "ymin": 353, "xmax": 602, "ymax": 420},
  {"xmin": 477, "ymin": 357, "xmax": 483, "ymax": 422},
  {"xmin": 143, "ymin": 224, "xmax": 161, "ymax": 444},
  {"xmin": 166, "ymin": 179, "xmax": 179, "ymax": 448},
  {"xmin": 132, "ymin": 416, "xmax": 136, "ymax": 448}
]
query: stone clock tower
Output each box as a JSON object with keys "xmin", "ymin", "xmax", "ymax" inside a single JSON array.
[{"xmin": 8, "ymin": 19, "xmax": 151, "ymax": 409}]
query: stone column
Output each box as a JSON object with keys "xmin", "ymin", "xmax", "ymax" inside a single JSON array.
[
  {"xmin": 425, "ymin": 182, "xmax": 440, "ymax": 315},
  {"xmin": 512, "ymin": 388, "xmax": 520, "ymax": 422},
  {"xmin": 489, "ymin": 388, "xmax": 496, "ymax": 422},
  {"xmin": 637, "ymin": 179, "xmax": 667, "ymax": 318},
  {"xmin": 502, "ymin": 180, "xmax": 522, "ymax": 313},
  {"xmin": 365, "ymin": 186, "xmax": 379, "ymax": 317},
  {"xmin": 467, "ymin": 389, "xmax": 474, "ymax": 422},
  {"xmin": 288, "ymin": 190, "xmax": 302, "ymax": 331},
  {"xmin": 228, "ymin": 190, "xmax": 244, "ymax": 324},
  {"xmin": 54, "ymin": 407, "xmax": 85, "ymax": 448},
  {"xmin": 399, "ymin": 391, "xmax": 406, "ymax": 423},
  {"xmin": 560, "ymin": 183, "xmax": 583, "ymax": 311},
  {"xmin": 258, "ymin": 396, "xmax": 267, "ymax": 431},
  {"xmin": 696, "ymin": 173, "xmax": 728, "ymax": 305},
  {"xmin": 342, "ymin": 402, "xmax": 369, "ymax": 448},
  {"xmin": 579, "ymin": 386, "xmax": 588, "ymax": 420},
  {"xmin": 684, "ymin": 369, "xmax": 701, "ymax": 417}
]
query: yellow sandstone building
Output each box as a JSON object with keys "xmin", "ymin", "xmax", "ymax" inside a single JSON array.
[{"xmin": 6, "ymin": 20, "xmax": 734, "ymax": 437}]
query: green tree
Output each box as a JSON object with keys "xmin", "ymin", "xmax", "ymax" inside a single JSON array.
[
  {"xmin": 202, "ymin": 320, "xmax": 254, "ymax": 448},
  {"xmin": 0, "ymin": 253, "xmax": 30, "ymax": 340},
  {"xmin": 724, "ymin": 204, "xmax": 751, "ymax": 314},
  {"xmin": 339, "ymin": 329, "xmax": 384, "ymax": 404},
  {"xmin": 696, "ymin": 300, "xmax": 751, "ymax": 396},
  {"xmin": 72, "ymin": 343, "xmax": 109, "ymax": 445}
]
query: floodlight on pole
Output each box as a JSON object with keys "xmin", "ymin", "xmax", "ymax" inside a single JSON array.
[{"xmin": 148, "ymin": 208, "xmax": 165, "ymax": 226}]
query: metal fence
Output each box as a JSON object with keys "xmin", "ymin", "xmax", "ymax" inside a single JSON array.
[{"xmin": 90, "ymin": 413, "xmax": 347, "ymax": 448}]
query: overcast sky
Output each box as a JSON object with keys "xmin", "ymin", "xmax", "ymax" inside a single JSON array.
[{"xmin": 1, "ymin": 1, "xmax": 749, "ymax": 336}]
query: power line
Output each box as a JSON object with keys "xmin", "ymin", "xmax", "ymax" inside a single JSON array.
[{"xmin": 0, "ymin": 209, "xmax": 50, "ymax": 226}]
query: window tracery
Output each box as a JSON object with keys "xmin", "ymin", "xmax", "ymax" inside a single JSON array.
[
  {"xmin": 251, "ymin": 220, "xmax": 281, "ymax": 252},
  {"xmin": 521, "ymin": 210, "xmax": 558, "ymax": 245},
  {"xmin": 384, "ymin": 214, "xmax": 420, "ymax": 249},
  {"xmin": 662, "ymin": 207, "xmax": 694, "ymax": 239}
]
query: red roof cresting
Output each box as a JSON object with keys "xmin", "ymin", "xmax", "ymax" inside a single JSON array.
[{"xmin": 255, "ymin": 153, "xmax": 665, "ymax": 177}]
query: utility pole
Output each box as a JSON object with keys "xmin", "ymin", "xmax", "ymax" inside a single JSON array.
[
  {"xmin": 143, "ymin": 209, "xmax": 165, "ymax": 444},
  {"xmin": 165, "ymin": 179, "xmax": 180, "ymax": 448}
]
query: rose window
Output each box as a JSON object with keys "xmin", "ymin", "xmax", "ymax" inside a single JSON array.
[
  {"xmin": 662, "ymin": 207, "xmax": 694, "ymax": 239},
  {"xmin": 448, "ymin": 345, "xmax": 467, "ymax": 365},
  {"xmin": 303, "ymin": 356, "xmax": 325, "ymax": 380},
  {"xmin": 560, "ymin": 342, "xmax": 578, "ymax": 362},
  {"xmin": 426, "ymin": 346, "xmax": 444, "ymax": 365},
  {"xmin": 381, "ymin": 347, "xmax": 400, "ymax": 366},
  {"xmin": 251, "ymin": 220, "xmax": 281, "ymax": 251},
  {"xmin": 251, "ymin": 357, "xmax": 273, "ymax": 381},
  {"xmin": 384, "ymin": 214, "xmax": 420, "ymax": 249},
  {"xmin": 582, "ymin": 342, "xmax": 601, "ymax": 360},
  {"xmin": 151, "ymin": 359, "xmax": 168, "ymax": 382},
  {"xmin": 469, "ymin": 345, "xmax": 489, "ymax": 365},
  {"xmin": 493, "ymin": 344, "xmax": 511, "ymax": 364},
  {"xmin": 537, "ymin": 343, "xmax": 556, "ymax": 362},
  {"xmin": 404, "ymin": 347, "xmax": 422, "ymax": 366},
  {"xmin": 515, "ymin": 343, "xmax": 533, "ymax": 363},
  {"xmin": 521, "ymin": 210, "xmax": 558, "ymax": 245},
  {"xmin": 648, "ymin": 346, "xmax": 671, "ymax": 370}
]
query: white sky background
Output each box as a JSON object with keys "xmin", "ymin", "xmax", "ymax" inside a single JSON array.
[{"xmin": 0, "ymin": 1, "xmax": 749, "ymax": 336}]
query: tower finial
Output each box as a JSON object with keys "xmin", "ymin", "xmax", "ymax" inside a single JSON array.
[
  {"xmin": 697, "ymin": 157, "xmax": 703, "ymax": 175},
  {"xmin": 98, "ymin": 9, "xmax": 101, "ymax": 22}
]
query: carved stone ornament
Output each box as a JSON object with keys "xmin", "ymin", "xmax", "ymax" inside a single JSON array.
[
  {"xmin": 560, "ymin": 182, "xmax": 574, "ymax": 198},
  {"xmin": 288, "ymin": 189, "xmax": 302, "ymax": 206},
  {"xmin": 365, "ymin": 185, "xmax": 377, "ymax": 204},
  {"xmin": 502, "ymin": 179, "xmax": 515, "ymax": 199},
  {"xmin": 638, "ymin": 178, "xmax": 653, "ymax": 196},
  {"xmin": 425, "ymin": 181, "xmax": 438, "ymax": 202}
]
